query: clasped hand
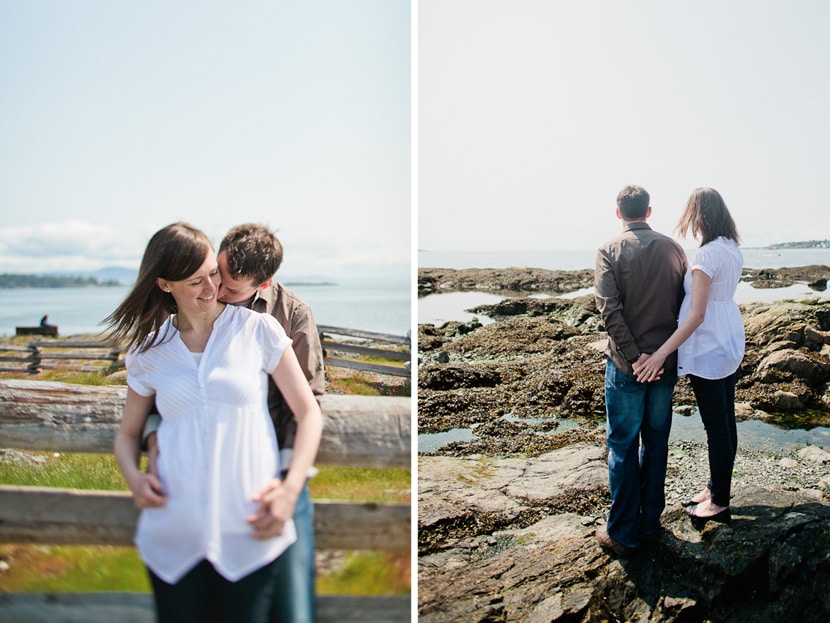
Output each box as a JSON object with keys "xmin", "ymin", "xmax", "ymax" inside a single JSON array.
[
  {"xmin": 145, "ymin": 438, "xmax": 295, "ymax": 539},
  {"xmin": 247, "ymin": 478, "xmax": 298, "ymax": 539},
  {"xmin": 632, "ymin": 353, "xmax": 666, "ymax": 383}
]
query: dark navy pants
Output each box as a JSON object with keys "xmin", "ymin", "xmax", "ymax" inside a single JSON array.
[
  {"xmin": 149, "ymin": 557, "xmax": 280, "ymax": 623},
  {"xmin": 689, "ymin": 372, "xmax": 738, "ymax": 507}
]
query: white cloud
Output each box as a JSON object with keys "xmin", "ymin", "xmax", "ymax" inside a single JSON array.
[{"xmin": 0, "ymin": 221, "xmax": 146, "ymax": 273}]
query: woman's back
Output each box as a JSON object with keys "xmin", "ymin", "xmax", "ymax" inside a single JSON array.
[{"xmin": 678, "ymin": 237, "xmax": 745, "ymax": 379}]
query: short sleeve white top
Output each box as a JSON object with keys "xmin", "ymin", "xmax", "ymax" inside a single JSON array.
[
  {"xmin": 126, "ymin": 304, "xmax": 296, "ymax": 583},
  {"xmin": 677, "ymin": 237, "xmax": 745, "ymax": 379}
]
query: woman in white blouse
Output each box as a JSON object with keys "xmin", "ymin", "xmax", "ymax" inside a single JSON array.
[
  {"xmin": 107, "ymin": 223, "xmax": 322, "ymax": 623},
  {"xmin": 633, "ymin": 188, "xmax": 744, "ymax": 530}
]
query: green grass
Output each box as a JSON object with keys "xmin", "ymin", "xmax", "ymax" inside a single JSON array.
[
  {"xmin": 311, "ymin": 466, "xmax": 410, "ymax": 504},
  {"xmin": 0, "ymin": 545, "xmax": 150, "ymax": 593},
  {"xmin": 0, "ymin": 453, "xmax": 410, "ymax": 594},
  {"xmin": 317, "ymin": 551, "xmax": 410, "ymax": 596},
  {"xmin": 0, "ymin": 452, "xmax": 131, "ymax": 490},
  {"xmin": 0, "ymin": 357, "xmax": 411, "ymax": 596}
]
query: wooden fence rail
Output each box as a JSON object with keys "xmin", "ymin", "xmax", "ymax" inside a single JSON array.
[
  {"xmin": 318, "ymin": 325, "xmax": 411, "ymax": 379},
  {"xmin": 1, "ymin": 325, "xmax": 411, "ymax": 379},
  {"xmin": 0, "ymin": 379, "xmax": 411, "ymax": 622}
]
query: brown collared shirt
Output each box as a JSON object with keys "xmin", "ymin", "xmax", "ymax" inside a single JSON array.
[
  {"xmin": 250, "ymin": 282, "xmax": 325, "ymax": 467},
  {"xmin": 595, "ymin": 221, "xmax": 688, "ymax": 375}
]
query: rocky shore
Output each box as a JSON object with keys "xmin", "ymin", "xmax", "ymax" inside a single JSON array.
[{"xmin": 417, "ymin": 264, "xmax": 830, "ymax": 622}]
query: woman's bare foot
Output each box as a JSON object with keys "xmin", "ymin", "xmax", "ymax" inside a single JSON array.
[
  {"xmin": 681, "ymin": 487, "xmax": 712, "ymax": 507},
  {"xmin": 689, "ymin": 499, "xmax": 728, "ymax": 518}
]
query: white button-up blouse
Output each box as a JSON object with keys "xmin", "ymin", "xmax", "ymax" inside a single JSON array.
[
  {"xmin": 677, "ymin": 236, "xmax": 745, "ymax": 380},
  {"xmin": 126, "ymin": 304, "xmax": 296, "ymax": 583}
]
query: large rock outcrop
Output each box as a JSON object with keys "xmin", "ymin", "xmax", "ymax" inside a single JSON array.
[
  {"xmin": 419, "ymin": 444, "xmax": 830, "ymax": 623},
  {"xmin": 418, "ymin": 297, "xmax": 830, "ymax": 435}
]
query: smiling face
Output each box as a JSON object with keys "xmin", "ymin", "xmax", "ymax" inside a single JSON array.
[
  {"xmin": 157, "ymin": 250, "xmax": 221, "ymax": 315},
  {"xmin": 216, "ymin": 249, "xmax": 269, "ymax": 305}
]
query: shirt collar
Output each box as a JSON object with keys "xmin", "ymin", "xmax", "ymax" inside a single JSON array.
[
  {"xmin": 624, "ymin": 221, "xmax": 652, "ymax": 232},
  {"xmin": 250, "ymin": 283, "xmax": 277, "ymax": 313}
]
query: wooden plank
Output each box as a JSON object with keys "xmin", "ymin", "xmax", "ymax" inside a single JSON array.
[
  {"xmin": 0, "ymin": 367, "xmax": 35, "ymax": 374},
  {"xmin": 314, "ymin": 500, "xmax": 410, "ymax": 551},
  {"xmin": 325, "ymin": 357, "xmax": 412, "ymax": 378},
  {"xmin": 316, "ymin": 595, "xmax": 411, "ymax": 622},
  {"xmin": 318, "ymin": 325, "xmax": 410, "ymax": 346},
  {"xmin": 30, "ymin": 340, "xmax": 117, "ymax": 348},
  {"xmin": 0, "ymin": 486, "xmax": 138, "ymax": 545},
  {"xmin": 0, "ymin": 486, "xmax": 410, "ymax": 551},
  {"xmin": 16, "ymin": 326, "xmax": 58, "ymax": 337},
  {"xmin": 322, "ymin": 340, "xmax": 411, "ymax": 361},
  {"xmin": 0, "ymin": 593, "xmax": 411, "ymax": 623},
  {"xmin": 0, "ymin": 345, "xmax": 36, "ymax": 353},
  {"xmin": 0, "ymin": 355, "xmax": 37, "ymax": 363},
  {"xmin": 38, "ymin": 352, "xmax": 117, "ymax": 361},
  {"xmin": 0, "ymin": 380, "xmax": 411, "ymax": 467}
]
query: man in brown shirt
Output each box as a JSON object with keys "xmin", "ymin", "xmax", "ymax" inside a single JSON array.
[
  {"xmin": 145, "ymin": 224, "xmax": 324, "ymax": 622},
  {"xmin": 594, "ymin": 185, "xmax": 687, "ymax": 556}
]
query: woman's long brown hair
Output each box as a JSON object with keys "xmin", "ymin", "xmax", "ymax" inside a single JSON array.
[
  {"xmin": 104, "ymin": 223, "xmax": 213, "ymax": 353},
  {"xmin": 675, "ymin": 187, "xmax": 741, "ymax": 246}
]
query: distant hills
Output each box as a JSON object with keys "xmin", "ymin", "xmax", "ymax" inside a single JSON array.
[
  {"xmin": 766, "ymin": 240, "xmax": 830, "ymax": 250},
  {"xmin": 0, "ymin": 266, "xmax": 342, "ymax": 289},
  {"xmin": 0, "ymin": 267, "xmax": 136, "ymax": 289},
  {"xmin": 0, "ymin": 273, "xmax": 121, "ymax": 289}
]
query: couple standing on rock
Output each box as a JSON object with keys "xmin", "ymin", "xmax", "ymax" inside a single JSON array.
[{"xmin": 594, "ymin": 185, "xmax": 745, "ymax": 556}]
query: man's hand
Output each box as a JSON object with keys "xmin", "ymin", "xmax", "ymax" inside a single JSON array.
[{"xmin": 247, "ymin": 478, "xmax": 299, "ymax": 539}]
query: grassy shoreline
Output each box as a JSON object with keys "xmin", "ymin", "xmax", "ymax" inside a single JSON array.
[{"xmin": 0, "ymin": 355, "xmax": 411, "ymax": 595}]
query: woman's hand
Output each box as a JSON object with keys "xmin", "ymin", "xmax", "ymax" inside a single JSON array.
[
  {"xmin": 114, "ymin": 388, "xmax": 166, "ymax": 509},
  {"xmin": 247, "ymin": 477, "xmax": 299, "ymax": 539},
  {"xmin": 633, "ymin": 352, "xmax": 666, "ymax": 383},
  {"xmin": 127, "ymin": 471, "xmax": 166, "ymax": 509}
]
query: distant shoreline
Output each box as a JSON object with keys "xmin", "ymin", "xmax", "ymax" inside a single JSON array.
[
  {"xmin": 0, "ymin": 276, "xmax": 340, "ymax": 290},
  {"xmin": 765, "ymin": 239, "xmax": 830, "ymax": 250},
  {"xmin": 0, "ymin": 275, "xmax": 121, "ymax": 289}
]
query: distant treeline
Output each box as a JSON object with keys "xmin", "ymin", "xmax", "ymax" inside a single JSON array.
[
  {"xmin": 766, "ymin": 240, "xmax": 830, "ymax": 250},
  {"xmin": 0, "ymin": 274, "xmax": 120, "ymax": 288}
]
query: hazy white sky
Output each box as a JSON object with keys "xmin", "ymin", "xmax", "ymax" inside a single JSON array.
[
  {"xmin": 0, "ymin": 1, "xmax": 410, "ymax": 280},
  {"xmin": 418, "ymin": 0, "xmax": 830, "ymax": 252}
]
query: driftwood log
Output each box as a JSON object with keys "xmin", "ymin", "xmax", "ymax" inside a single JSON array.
[{"xmin": 0, "ymin": 379, "xmax": 410, "ymax": 467}]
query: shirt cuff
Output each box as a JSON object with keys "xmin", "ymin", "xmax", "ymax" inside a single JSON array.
[{"xmin": 141, "ymin": 412, "xmax": 161, "ymax": 451}]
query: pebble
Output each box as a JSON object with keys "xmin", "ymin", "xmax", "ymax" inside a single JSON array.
[{"xmin": 666, "ymin": 440, "xmax": 830, "ymax": 504}]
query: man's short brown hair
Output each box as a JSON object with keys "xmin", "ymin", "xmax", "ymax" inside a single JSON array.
[
  {"xmin": 219, "ymin": 224, "xmax": 283, "ymax": 285},
  {"xmin": 616, "ymin": 185, "xmax": 650, "ymax": 220}
]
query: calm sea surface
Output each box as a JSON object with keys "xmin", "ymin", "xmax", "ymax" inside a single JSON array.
[
  {"xmin": 418, "ymin": 247, "xmax": 830, "ymax": 452},
  {"xmin": 0, "ymin": 278, "xmax": 411, "ymax": 339},
  {"xmin": 419, "ymin": 247, "xmax": 830, "ymax": 272},
  {"xmin": 419, "ymin": 248, "xmax": 830, "ymax": 326}
]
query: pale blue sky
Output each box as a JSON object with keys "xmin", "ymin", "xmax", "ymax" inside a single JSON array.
[
  {"xmin": 418, "ymin": 0, "xmax": 830, "ymax": 252},
  {"xmin": 0, "ymin": 1, "xmax": 410, "ymax": 280}
]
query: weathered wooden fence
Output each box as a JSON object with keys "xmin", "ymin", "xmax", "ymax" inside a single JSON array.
[
  {"xmin": 319, "ymin": 325, "xmax": 411, "ymax": 379},
  {"xmin": 0, "ymin": 340, "xmax": 121, "ymax": 374},
  {"xmin": 0, "ymin": 379, "xmax": 411, "ymax": 622},
  {"xmin": 1, "ymin": 325, "xmax": 411, "ymax": 379}
]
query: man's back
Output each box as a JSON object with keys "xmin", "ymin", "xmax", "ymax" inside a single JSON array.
[{"xmin": 595, "ymin": 222, "xmax": 688, "ymax": 374}]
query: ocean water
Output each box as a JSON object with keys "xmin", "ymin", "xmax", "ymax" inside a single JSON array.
[
  {"xmin": 419, "ymin": 247, "xmax": 830, "ymax": 271},
  {"xmin": 0, "ymin": 277, "xmax": 411, "ymax": 339},
  {"xmin": 419, "ymin": 248, "xmax": 830, "ymax": 326},
  {"xmin": 417, "ymin": 247, "xmax": 830, "ymax": 452}
]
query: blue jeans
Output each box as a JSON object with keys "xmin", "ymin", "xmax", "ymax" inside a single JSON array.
[
  {"xmin": 270, "ymin": 482, "xmax": 315, "ymax": 623},
  {"xmin": 604, "ymin": 359, "xmax": 676, "ymax": 549},
  {"xmin": 689, "ymin": 373, "xmax": 737, "ymax": 507}
]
